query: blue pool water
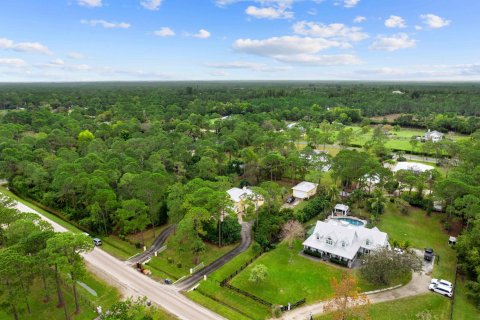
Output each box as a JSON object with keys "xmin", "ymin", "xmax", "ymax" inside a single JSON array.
[{"xmin": 335, "ymin": 217, "xmax": 365, "ymax": 226}]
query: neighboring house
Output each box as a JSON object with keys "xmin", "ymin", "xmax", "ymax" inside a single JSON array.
[
  {"xmin": 333, "ymin": 204, "xmax": 350, "ymax": 216},
  {"xmin": 303, "ymin": 220, "xmax": 390, "ymax": 268},
  {"xmin": 227, "ymin": 187, "xmax": 263, "ymax": 214},
  {"xmin": 390, "ymin": 161, "xmax": 434, "ymax": 174},
  {"xmin": 287, "ymin": 122, "xmax": 298, "ymax": 129},
  {"xmin": 392, "ymin": 90, "xmax": 404, "ymax": 95},
  {"xmin": 292, "ymin": 181, "xmax": 318, "ymax": 200},
  {"xmin": 423, "ymin": 129, "xmax": 444, "ymax": 143}
]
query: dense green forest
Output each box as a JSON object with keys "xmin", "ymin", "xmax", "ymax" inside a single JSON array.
[{"xmin": 1, "ymin": 82, "xmax": 480, "ymax": 309}]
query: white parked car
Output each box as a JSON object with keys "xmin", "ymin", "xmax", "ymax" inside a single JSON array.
[
  {"xmin": 431, "ymin": 279, "xmax": 453, "ymax": 288},
  {"xmin": 429, "ymin": 282, "xmax": 453, "ymax": 298}
]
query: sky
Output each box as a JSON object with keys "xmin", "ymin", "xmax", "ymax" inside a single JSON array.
[{"xmin": 0, "ymin": 0, "xmax": 479, "ymax": 82}]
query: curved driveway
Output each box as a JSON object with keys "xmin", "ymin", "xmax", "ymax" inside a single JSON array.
[
  {"xmin": 127, "ymin": 224, "xmax": 175, "ymax": 265},
  {"xmin": 175, "ymin": 221, "xmax": 253, "ymax": 291}
]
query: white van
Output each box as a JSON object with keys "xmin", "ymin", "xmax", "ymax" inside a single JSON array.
[{"xmin": 429, "ymin": 283, "xmax": 453, "ymax": 297}]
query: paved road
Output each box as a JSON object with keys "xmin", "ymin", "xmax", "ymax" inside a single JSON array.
[
  {"xmin": 12, "ymin": 201, "xmax": 225, "ymax": 320},
  {"xmin": 127, "ymin": 224, "xmax": 175, "ymax": 265},
  {"xmin": 175, "ymin": 221, "xmax": 253, "ymax": 291}
]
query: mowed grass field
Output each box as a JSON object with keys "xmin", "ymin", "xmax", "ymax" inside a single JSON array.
[
  {"xmin": 230, "ymin": 241, "xmax": 346, "ymax": 306},
  {"xmin": 186, "ymin": 246, "xmax": 272, "ymax": 320},
  {"xmin": 146, "ymin": 237, "xmax": 236, "ymax": 280},
  {"xmin": 316, "ymin": 293, "xmax": 451, "ymax": 320},
  {"xmin": 377, "ymin": 203, "xmax": 456, "ymax": 280}
]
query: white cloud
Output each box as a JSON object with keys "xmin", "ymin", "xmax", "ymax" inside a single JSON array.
[
  {"xmin": 420, "ymin": 14, "xmax": 451, "ymax": 29},
  {"xmin": 0, "ymin": 37, "xmax": 52, "ymax": 55},
  {"xmin": 192, "ymin": 29, "xmax": 211, "ymax": 39},
  {"xmin": 292, "ymin": 21, "xmax": 368, "ymax": 43},
  {"xmin": 355, "ymin": 63, "xmax": 480, "ymax": 80},
  {"xmin": 344, "ymin": 0, "xmax": 359, "ymax": 8},
  {"xmin": 81, "ymin": 20, "xmax": 131, "ymax": 29},
  {"xmin": 216, "ymin": 0, "xmax": 295, "ymax": 7},
  {"xmin": 415, "ymin": 25, "xmax": 423, "ymax": 31},
  {"xmin": 385, "ymin": 15, "xmax": 406, "ymax": 28},
  {"xmin": 141, "ymin": 0, "xmax": 163, "ymax": 11},
  {"xmin": 0, "ymin": 58, "xmax": 26, "ymax": 68},
  {"xmin": 50, "ymin": 59, "xmax": 65, "ymax": 65},
  {"xmin": 234, "ymin": 36, "xmax": 342, "ymax": 55},
  {"xmin": 206, "ymin": 61, "xmax": 290, "ymax": 72},
  {"xmin": 154, "ymin": 27, "xmax": 175, "ymax": 37},
  {"xmin": 77, "ymin": 0, "xmax": 102, "ymax": 8},
  {"xmin": 233, "ymin": 36, "xmax": 360, "ymax": 65},
  {"xmin": 209, "ymin": 70, "xmax": 229, "ymax": 77},
  {"xmin": 275, "ymin": 53, "xmax": 360, "ymax": 65},
  {"xmin": 246, "ymin": 6, "xmax": 294, "ymax": 19},
  {"xmin": 353, "ymin": 16, "xmax": 366, "ymax": 23},
  {"xmin": 67, "ymin": 51, "xmax": 85, "ymax": 59},
  {"xmin": 370, "ymin": 33, "xmax": 417, "ymax": 51}
]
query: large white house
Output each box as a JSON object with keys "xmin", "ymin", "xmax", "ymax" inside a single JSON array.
[
  {"xmin": 424, "ymin": 130, "xmax": 444, "ymax": 143},
  {"xmin": 390, "ymin": 162, "xmax": 434, "ymax": 174},
  {"xmin": 303, "ymin": 220, "xmax": 389, "ymax": 268},
  {"xmin": 227, "ymin": 187, "xmax": 263, "ymax": 214},
  {"xmin": 292, "ymin": 181, "xmax": 318, "ymax": 199}
]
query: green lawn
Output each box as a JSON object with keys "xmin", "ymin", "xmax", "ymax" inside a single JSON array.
[
  {"xmin": 187, "ymin": 246, "xmax": 272, "ymax": 320},
  {"xmin": 0, "ymin": 272, "xmax": 121, "ymax": 320},
  {"xmin": 452, "ymin": 277, "xmax": 480, "ymax": 320},
  {"xmin": 102, "ymin": 235, "xmax": 142, "ymax": 260},
  {"xmin": 146, "ymin": 238, "xmax": 236, "ymax": 280},
  {"xmin": 126, "ymin": 224, "xmax": 171, "ymax": 248},
  {"xmin": 230, "ymin": 241, "xmax": 346, "ymax": 306},
  {"xmin": 377, "ymin": 203, "xmax": 456, "ymax": 280},
  {"xmin": 316, "ymin": 293, "xmax": 451, "ymax": 320}
]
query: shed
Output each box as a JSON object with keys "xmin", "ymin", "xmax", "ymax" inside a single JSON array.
[{"xmin": 334, "ymin": 204, "xmax": 350, "ymax": 216}]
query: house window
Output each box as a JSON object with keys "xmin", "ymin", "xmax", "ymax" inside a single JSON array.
[
  {"xmin": 326, "ymin": 237, "xmax": 333, "ymax": 246},
  {"xmin": 366, "ymin": 239, "xmax": 372, "ymax": 246}
]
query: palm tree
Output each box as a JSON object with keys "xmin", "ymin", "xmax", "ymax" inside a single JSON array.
[{"xmin": 370, "ymin": 188, "xmax": 387, "ymax": 216}]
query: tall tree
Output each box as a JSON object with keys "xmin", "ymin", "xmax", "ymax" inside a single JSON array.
[
  {"xmin": 323, "ymin": 274, "xmax": 370, "ymax": 320},
  {"xmin": 47, "ymin": 233, "xmax": 93, "ymax": 315}
]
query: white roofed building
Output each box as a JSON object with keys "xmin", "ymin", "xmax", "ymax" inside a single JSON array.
[
  {"xmin": 292, "ymin": 181, "xmax": 318, "ymax": 200},
  {"xmin": 424, "ymin": 130, "xmax": 444, "ymax": 143},
  {"xmin": 303, "ymin": 220, "xmax": 390, "ymax": 268},
  {"xmin": 333, "ymin": 204, "xmax": 350, "ymax": 216},
  {"xmin": 227, "ymin": 187, "xmax": 263, "ymax": 214},
  {"xmin": 390, "ymin": 162, "xmax": 434, "ymax": 174}
]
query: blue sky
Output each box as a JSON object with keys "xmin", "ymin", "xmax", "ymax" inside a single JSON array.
[{"xmin": 0, "ymin": 0, "xmax": 479, "ymax": 81}]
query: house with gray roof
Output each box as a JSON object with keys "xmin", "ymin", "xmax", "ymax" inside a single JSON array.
[
  {"xmin": 303, "ymin": 220, "xmax": 389, "ymax": 268},
  {"xmin": 424, "ymin": 130, "xmax": 444, "ymax": 143}
]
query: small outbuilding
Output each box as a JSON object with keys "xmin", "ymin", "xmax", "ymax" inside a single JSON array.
[
  {"xmin": 334, "ymin": 204, "xmax": 350, "ymax": 216},
  {"xmin": 292, "ymin": 181, "xmax": 318, "ymax": 200},
  {"xmin": 449, "ymin": 236, "xmax": 457, "ymax": 245}
]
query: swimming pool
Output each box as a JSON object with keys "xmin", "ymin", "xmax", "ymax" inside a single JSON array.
[{"xmin": 334, "ymin": 217, "xmax": 365, "ymax": 227}]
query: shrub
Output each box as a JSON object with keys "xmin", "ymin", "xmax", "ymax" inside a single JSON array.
[
  {"xmin": 295, "ymin": 194, "xmax": 330, "ymax": 223},
  {"xmin": 177, "ymin": 262, "xmax": 182, "ymax": 268},
  {"xmin": 330, "ymin": 257, "xmax": 349, "ymax": 267}
]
